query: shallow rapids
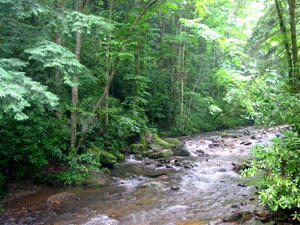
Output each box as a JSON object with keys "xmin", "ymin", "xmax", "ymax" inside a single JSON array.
[{"xmin": 1, "ymin": 127, "xmax": 281, "ymax": 225}]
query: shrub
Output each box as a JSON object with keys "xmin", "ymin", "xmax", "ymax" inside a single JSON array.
[{"xmin": 242, "ymin": 130, "xmax": 300, "ymax": 221}]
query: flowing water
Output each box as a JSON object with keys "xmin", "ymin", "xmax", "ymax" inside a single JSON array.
[{"xmin": 1, "ymin": 127, "xmax": 283, "ymax": 225}]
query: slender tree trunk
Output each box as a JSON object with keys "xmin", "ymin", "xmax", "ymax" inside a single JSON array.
[
  {"xmin": 76, "ymin": 0, "xmax": 158, "ymax": 151},
  {"xmin": 55, "ymin": 32, "xmax": 63, "ymax": 117},
  {"xmin": 288, "ymin": 0, "xmax": 300, "ymax": 87},
  {"xmin": 70, "ymin": 0, "xmax": 83, "ymax": 149},
  {"xmin": 133, "ymin": 44, "xmax": 141, "ymax": 113},
  {"xmin": 275, "ymin": 0, "xmax": 293, "ymax": 79},
  {"xmin": 179, "ymin": 42, "xmax": 185, "ymax": 129},
  {"xmin": 184, "ymin": 78, "xmax": 201, "ymax": 131},
  {"xmin": 104, "ymin": 0, "xmax": 114, "ymax": 131},
  {"xmin": 172, "ymin": 21, "xmax": 182, "ymax": 127},
  {"xmin": 54, "ymin": 0, "xmax": 64, "ymax": 117}
]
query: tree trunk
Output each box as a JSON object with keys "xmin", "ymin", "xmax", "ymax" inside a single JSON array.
[
  {"xmin": 104, "ymin": 0, "xmax": 114, "ymax": 131},
  {"xmin": 70, "ymin": 0, "xmax": 83, "ymax": 149},
  {"xmin": 179, "ymin": 41, "xmax": 185, "ymax": 129},
  {"xmin": 288, "ymin": 0, "xmax": 300, "ymax": 89},
  {"xmin": 275, "ymin": 0, "xmax": 293, "ymax": 79},
  {"xmin": 54, "ymin": 0, "xmax": 64, "ymax": 117},
  {"xmin": 133, "ymin": 43, "xmax": 141, "ymax": 113},
  {"xmin": 184, "ymin": 78, "xmax": 201, "ymax": 131}
]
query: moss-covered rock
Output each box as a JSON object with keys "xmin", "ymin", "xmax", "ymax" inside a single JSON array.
[
  {"xmin": 90, "ymin": 146, "xmax": 118, "ymax": 168},
  {"xmin": 164, "ymin": 138, "xmax": 184, "ymax": 148},
  {"xmin": 142, "ymin": 150, "xmax": 152, "ymax": 157},
  {"xmin": 154, "ymin": 134, "xmax": 175, "ymax": 149},
  {"xmin": 149, "ymin": 149, "xmax": 173, "ymax": 160},
  {"xmin": 130, "ymin": 144, "xmax": 148, "ymax": 155}
]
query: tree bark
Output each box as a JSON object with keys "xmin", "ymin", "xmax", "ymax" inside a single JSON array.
[
  {"xmin": 76, "ymin": 0, "xmax": 158, "ymax": 150},
  {"xmin": 275, "ymin": 0, "xmax": 293, "ymax": 79},
  {"xmin": 104, "ymin": 0, "xmax": 114, "ymax": 131},
  {"xmin": 70, "ymin": 0, "xmax": 84, "ymax": 149},
  {"xmin": 179, "ymin": 41, "xmax": 185, "ymax": 129},
  {"xmin": 184, "ymin": 78, "xmax": 201, "ymax": 131},
  {"xmin": 288, "ymin": 0, "xmax": 300, "ymax": 87}
]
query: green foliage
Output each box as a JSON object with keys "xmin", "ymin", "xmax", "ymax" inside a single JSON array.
[
  {"xmin": 25, "ymin": 41, "xmax": 89, "ymax": 86},
  {"xmin": 0, "ymin": 111, "xmax": 67, "ymax": 180},
  {"xmin": 242, "ymin": 131, "xmax": 300, "ymax": 220},
  {"xmin": 0, "ymin": 58, "xmax": 58, "ymax": 120}
]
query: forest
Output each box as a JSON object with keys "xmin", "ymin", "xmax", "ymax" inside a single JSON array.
[{"xmin": 1, "ymin": 0, "xmax": 300, "ymax": 222}]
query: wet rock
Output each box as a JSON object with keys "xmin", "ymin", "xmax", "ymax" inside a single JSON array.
[
  {"xmin": 237, "ymin": 183, "xmax": 247, "ymax": 187},
  {"xmin": 170, "ymin": 185, "xmax": 180, "ymax": 191},
  {"xmin": 166, "ymin": 165, "xmax": 173, "ymax": 169},
  {"xmin": 172, "ymin": 148, "xmax": 191, "ymax": 157},
  {"xmin": 157, "ymin": 175, "xmax": 169, "ymax": 180},
  {"xmin": 254, "ymin": 211, "xmax": 270, "ymax": 222},
  {"xmin": 149, "ymin": 149, "xmax": 173, "ymax": 160},
  {"xmin": 184, "ymin": 164, "xmax": 193, "ymax": 169},
  {"xmin": 138, "ymin": 181, "xmax": 166, "ymax": 190},
  {"xmin": 196, "ymin": 150, "xmax": 205, "ymax": 154},
  {"xmin": 144, "ymin": 172, "xmax": 167, "ymax": 178},
  {"xmin": 221, "ymin": 133, "xmax": 229, "ymax": 138},
  {"xmin": 231, "ymin": 204, "xmax": 239, "ymax": 209},
  {"xmin": 174, "ymin": 162, "xmax": 182, "ymax": 167},
  {"xmin": 232, "ymin": 163, "xmax": 243, "ymax": 173},
  {"xmin": 229, "ymin": 135, "xmax": 238, "ymax": 138},
  {"xmin": 222, "ymin": 211, "xmax": 253, "ymax": 223},
  {"xmin": 218, "ymin": 168, "xmax": 227, "ymax": 172},
  {"xmin": 135, "ymin": 154, "xmax": 143, "ymax": 160},
  {"xmin": 164, "ymin": 138, "xmax": 184, "ymax": 148},
  {"xmin": 250, "ymin": 135, "xmax": 256, "ymax": 139},
  {"xmin": 244, "ymin": 142, "xmax": 252, "ymax": 146},
  {"xmin": 153, "ymin": 134, "xmax": 176, "ymax": 149},
  {"xmin": 46, "ymin": 192, "xmax": 77, "ymax": 206}
]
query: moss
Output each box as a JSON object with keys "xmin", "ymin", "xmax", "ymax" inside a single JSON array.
[
  {"xmin": 142, "ymin": 150, "xmax": 152, "ymax": 157},
  {"xmin": 138, "ymin": 134, "xmax": 147, "ymax": 145},
  {"xmin": 164, "ymin": 138, "xmax": 184, "ymax": 148},
  {"xmin": 130, "ymin": 144, "xmax": 148, "ymax": 154},
  {"xmin": 154, "ymin": 134, "xmax": 175, "ymax": 149},
  {"xmin": 149, "ymin": 149, "xmax": 173, "ymax": 160},
  {"xmin": 112, "ymin": 150, "xmax": 125, "ymax": 161},
  {"xmin": 90, "ymin": 146, "xmax": 117, "ymax": 168}
]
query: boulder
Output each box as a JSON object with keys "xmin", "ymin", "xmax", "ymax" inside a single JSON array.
[
  {"xmin": 164, "ymin": 138, "xmax": 184, "ymax": 148},
  {"xmin": 46, "ymin": 192, "xmax": 77, "ymax": 206},
  {"xmin": 222, "ymin": 211, "xmax": 253, "ymax": 223},
  {"xmin": 153, "ymin": 134, "xmax": 175, "ymax": 149},
  {"xmin": 99, "ymin": 150, "xmax": 118, "ymax": 168},
  {"xmin": 149, "ymin": 149, "xmax": 173, "ymax": 160},
  {"xmin": 172, "ymin": 148, "xmax": 191, "ymax": 157},
  {"xmin": 130, "ymin": 144, "xmax": 147, "ymax": 154},
  {"xmin": 138, "ymin": 181, "xmax": 166, "ymax": 190},
  {"xmin": 89, "ymin": 146, "xmax": 119, "ymax": 168}
]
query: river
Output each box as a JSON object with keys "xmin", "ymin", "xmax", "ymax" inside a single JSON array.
[{"xmin": 1, "ymin": 127, "xmax": 284, "ymax": 225}]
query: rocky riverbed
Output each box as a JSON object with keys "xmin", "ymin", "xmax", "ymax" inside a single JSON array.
[{"xmin": 0, "ymin": 126, "xmax": 296, "ymax": 225}]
